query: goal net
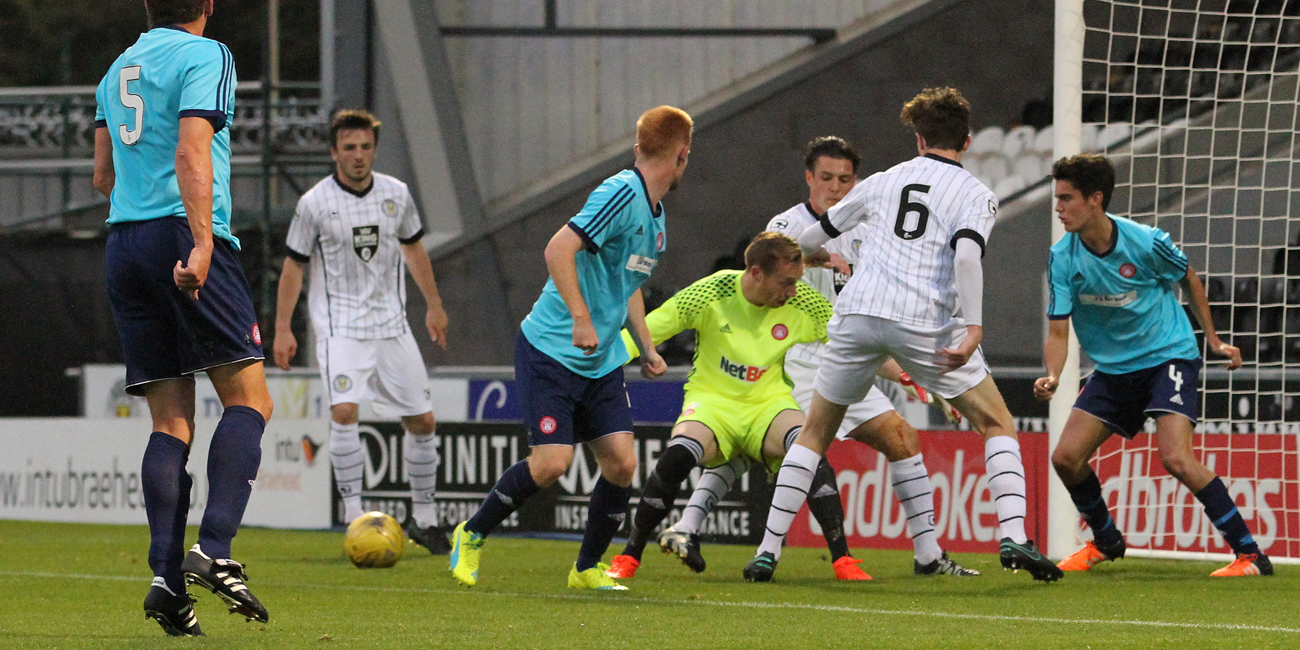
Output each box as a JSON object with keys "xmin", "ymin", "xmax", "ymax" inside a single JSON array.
[{"xmin": 1054, "ymin": 0, "xmax": 1300, "ymax": 563}]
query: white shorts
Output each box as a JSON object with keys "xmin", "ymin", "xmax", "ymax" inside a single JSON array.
[
  {"xmin": 815, "ymin": 314, "xmax": 989, "ymax": 406},
  {"xmin": 316, "ymin": 332, "xmax": 433, "ymax": 417},
  {"xmin": 785, "ymin": 358, "xmax": 895, "ymax": 440}
]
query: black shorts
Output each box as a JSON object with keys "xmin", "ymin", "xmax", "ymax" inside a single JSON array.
[
  {"xmin": 106, "ymin": 217, "xmax": 263, "ymax": 396},
  {"xmin": 514, "ymin": 332, "xmax": 633, "ymax": 447},
  {"xmin": 1074, "ymin": 358, "xmax": 1201, "ymax": 438}
]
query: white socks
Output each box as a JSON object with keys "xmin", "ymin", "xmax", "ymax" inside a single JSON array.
[
  {"xmin": 984, "ymin": 435, "xmax": 1028, "ymax": 544},
  {"xmin": 330, "ymin": 421, "xmax": 364, "ymax": 523},
  {"xmin": 405, "ymin": 431, "xmax": 441, "ymax": 529},
  {"xmin": 889, "ymin": 454, "xmax": 943, "ymax": 566},
  {"xmin": 676, "ymin": 456, "xmax": 750, "ymax": 535},
  {"xmin": 757, "ymin": 444, "xmax": 821, "ymax": 559}
]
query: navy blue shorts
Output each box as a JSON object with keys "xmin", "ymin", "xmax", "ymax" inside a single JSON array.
[
  {"xmin": 514, "ymin": 332, "xmax": 633, "ymax": 447},
  {"xmin": 1074, "ymin": 358, "xmax": 1201, "ymax": 438},
  {"xmin": 106, "ymin": 217, "xmax": 263, "ymax": 396}
]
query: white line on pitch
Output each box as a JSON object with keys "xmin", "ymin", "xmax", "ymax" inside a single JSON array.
[{"xmin": 4, "ymin": 570, "xmax": 1297, "ymax": 634}]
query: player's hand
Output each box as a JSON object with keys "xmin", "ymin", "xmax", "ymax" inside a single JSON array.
[
  {"xmin": 898, "ymin": 371, "xmax": 930, "ymax": 403},
  {"xmin": 1033, "ymin": 375, "xmax": 1059, "ymax": 401},
  {"xmin": 1210, "ymin": 339, "xmax": 1243, "ymax": 370},
  {"xmin": 825, "ymin": 253, "xmax": 850, "ymax": 276},
  {"xmin": 273, "ymin": 330, "xmax": 297, "ymax": 371},
  {"xmin": 426, "ymin": 304, "xmax": 449, "ymax": 350},
  {"xmin": 937, "ymin": 326, "xmax": 981, "ymax": 373},
  {"xmin": 572, "ymin": 318, "xmax": 599, "ymax": 355},
  {"xmin": 932, "ymin": 393, "xmax": 962, "ymax": 424},
  {"xmin": 174, "ymin": 246, "xmax": 211, "ymax": 300},
  {"xmin": 641, "ymin": 349, "xmax": 668, "ymax": 379}
]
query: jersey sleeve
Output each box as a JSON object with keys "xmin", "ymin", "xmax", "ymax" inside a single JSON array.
[
  {"xmin": 1149, "ymin": 227, "xmax": 1190, "ymax": 283},
  {"xmin": 765, "ymin": 212, "xmax": 803, "ymax": 238},
  {"xmin": 822, "ymin": 181, "xmax": 870, "ymax": 238},
  {"xmin": 284, "ymin": 196, "xmax": 319, "ymax": 263},
  {"xmin": 787, "ymin": 283, "xmax": 833, "ymax": 343},
  {"xmin": 1046, "ymin": 247, "xmax": 1073, "ymax": 320},
  {"xmin": 94, "ymin": 73, "xmax": 108, "ymax": 127},
  {"xmin": 178, "ymin": 41, "xmax": 235, "ymax": 132},
  {"xmin": 567, "ymin": 177, "xmax": 637, "ymax": 253},
  {"xmin": 396, "ymin": 187, "xmax": 425, "ymax": 244},
  {"xmin": 950, "ymin": 190, "xmax": 999, "ymax": 256}
]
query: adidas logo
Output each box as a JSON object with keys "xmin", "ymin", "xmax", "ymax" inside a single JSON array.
[
  {"xmin": 720, "ymin": 324, "xmax": 732, "ymax": 333},
  {"xmin": 635, "ymin": 226, "xmax": 645, "ymax": 235}
]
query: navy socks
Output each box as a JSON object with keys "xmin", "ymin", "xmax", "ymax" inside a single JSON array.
[
  {"xmin": 198, "ymin": 406, "xmax": 265, "ymax": 560},
  {"xmin": 466, "ymin": 459, "xmax": 540, "ymax": 537},
  {"xmin": 577, "ymin": 477, "xmax": 633, "ymax": 572},
  {"xmin": 1196, "ymin": 476, "xmax": 1261, "ymax": 555},
  {"xmin": 1065, "ymin": 470, "xmax": 1124, "ymax": 548},
  {"xmin": 142, "ymin": 432, "xmax": 191, "ymax": 594}
]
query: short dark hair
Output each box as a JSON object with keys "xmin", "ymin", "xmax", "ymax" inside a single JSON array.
[
  {"xmin": 1052, "ymin": 154, "xmax": 1116, "ymax": 210},
  {"xmin": 330, "ymin": 109, "xmax": 382, "ymax": 148},
  {"xmin": 804, "ymin": 136, "xmax": 861, "ymax": 174},
  {"xmin": 744, "ymin": 232, "xmax": 802, "ymax": 275},
  {"xmin": 900, "ymin": 87, "xmax": 971, "ymax": 151},
  {"xmin": 144, "ymin": 0, "xmax": 206, "ymax": 27}
]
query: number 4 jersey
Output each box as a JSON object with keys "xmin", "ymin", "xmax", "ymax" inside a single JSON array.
[
  {"xmin": 96, "ymin": 26, "xmax": 238, "ymax": 247},
  {"xmin": 821, "ymin": 154, "xmax": 998, "ymax": 328}
]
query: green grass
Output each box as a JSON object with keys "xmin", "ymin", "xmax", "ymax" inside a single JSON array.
[{"xmin": 1, "ymin": 520, "xmax": 1296, "ymax": 650}]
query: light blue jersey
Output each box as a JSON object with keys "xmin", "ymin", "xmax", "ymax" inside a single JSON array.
[
  {"xmin": 96, "ymin": 25, "xmax": 238, "ymax": 247},
  {"xmin": 520, "ymin": 169, "xmax": 666, "ymax": 378},
  {"xmin": 1047, "ymin": 214, "xmax": 1200, "ymax": 373}
]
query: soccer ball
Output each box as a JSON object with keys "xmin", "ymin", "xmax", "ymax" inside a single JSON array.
[{"xmin": 344, "ymin": 511, "xmax": 406, "ymax": 568}]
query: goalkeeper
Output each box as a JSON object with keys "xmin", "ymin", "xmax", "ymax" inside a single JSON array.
[
  {"xmin": 606, "ymin": 232, "xmax": 974, "ymax": 582},
  {"xmin": 1036, "ymin": 154, "xmax": 1267, "ymax": 577}
]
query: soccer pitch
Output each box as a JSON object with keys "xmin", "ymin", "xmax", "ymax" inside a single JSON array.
[{"xmin": 2, "ymin": 521, "xmax": 1295, "ymax": 649}]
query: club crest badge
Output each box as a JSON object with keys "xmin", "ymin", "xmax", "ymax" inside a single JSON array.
[
  {"xmin": 1120, "ymin": 263, "xmax": 1136, "ymax": 278},
  {"xmin": 382, "ymin": 199, "xmax": 398, "ymax": 217},
  {"xmin": 352, "ymin": 225, "xmax": 379, "ymax": 262}
]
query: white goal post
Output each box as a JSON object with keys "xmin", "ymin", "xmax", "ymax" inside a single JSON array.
[{"xmin": 1050, "ymin": 0, "xmax": 1300, "ymax": 564}]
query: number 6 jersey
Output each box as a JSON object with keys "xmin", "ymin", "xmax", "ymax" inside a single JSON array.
[{"xmin": 821, "ymin": 154, "xmax": 998, "ymax": 328}]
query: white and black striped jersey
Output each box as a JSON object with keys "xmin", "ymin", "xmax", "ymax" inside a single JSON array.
[
  {"xmin": 766, "ymin": 201, "xmax": 866, "ymax": 365},
  {"xmin": 285, "ymin": 173, "xmax": 425, "ymax": 340},
  {"xmin": 820, "ymin": 154, "xmax": 997, "ymax": 328}
]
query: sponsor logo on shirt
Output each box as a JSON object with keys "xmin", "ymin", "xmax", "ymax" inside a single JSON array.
[
  {"xmin": 1120, "ymin": 263, "xmax": 1136, "ymax": 278},
  {"xmin": 352, "ymin": 225, "xmax": 379, "ymax": 262},
  {"xmin": 770, "ymin": 217, "xmax": 789, "ymax": 231},
  {"xmin": 719, "ymin": 355, "xmax": 769, "ymax": 382},
  {"xmin": 626, "ymin": 254, "xmax": 657, "ymax": 275},
  {"xmin": 1079, "ymin": 290, "xmax": 1137, "ymax": 307}
]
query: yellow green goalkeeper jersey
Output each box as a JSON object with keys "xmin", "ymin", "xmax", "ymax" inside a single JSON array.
[{"xmin": 622, "ymin": 270, "xmax": 833, "ymax": 403}]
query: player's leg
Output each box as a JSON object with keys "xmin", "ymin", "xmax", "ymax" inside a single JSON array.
[
  {"xmin": 106, "ymin": 220, "xmax": 203, "ymax": 635},
  {"xmin": 751, "ymin": 315, "xmax": 887, "ymax": 577},
  {"xmin": 377, "ymin": 332, "xmax": 448, "ymax": 552},
  {"xmin": 1146, "ymin": 358, "xmax": 1271, "ymax": 576},
  {"xmin": 759, "ymin": 407, "xmax": 872, "ymax": 581},
  {"xmin": 673, "ymin": 456, "xmax": 750, "ymax": 537},
  {"xmin": 316, "ymin": 337, "xmax": 380, "ymax": 524},
  {"xmin": 617, "ymin": 421, "xmax": 719, "ymax": 568},
  {"xmin": 184, "ymin": 359, "xmax": 273, "ymax": 622},
  {"xmin": 844, "ymin": 409, "xmax": 977, "ymax": 575},
  {"xmin": 140, "ymin": 378, "xmax": 197, "ymax": 599},
  {"xmin": 1050, "ymin": 407, "xmax": 1126, "ymax": 570}
]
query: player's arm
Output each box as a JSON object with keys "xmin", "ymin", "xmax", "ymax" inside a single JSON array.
[
  {"xmin": 1181, "ymin": 264, "xmax": 1242, "ymax": 369},
  {"xmin": 626, "ymin": 290, "xmax": 666, "ymax": 378},
  {"xmin": 402, "ymin": 241, "xmax": 449, "ymax": 350},
  {"xmin": 173, "ymin": 116, "xmax": 216, "ymax": 300},
  {"xmin": 1034, "ymin": 318, "xmax": 1071, "ymax": 401},
  {"xmin": 938, "ymin": 238, "xmax": 984, "ymax": 371},
  {"xmin": 544, "ymin": 225, "xmax": 598, "ymax": 354},
  {"xmin": 273, "ymin": 256, "xmax": 306, "ymax": 370},
  {"xmin": 92, "ymin": 127, "xmax": 114, "ymax": 198}
]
